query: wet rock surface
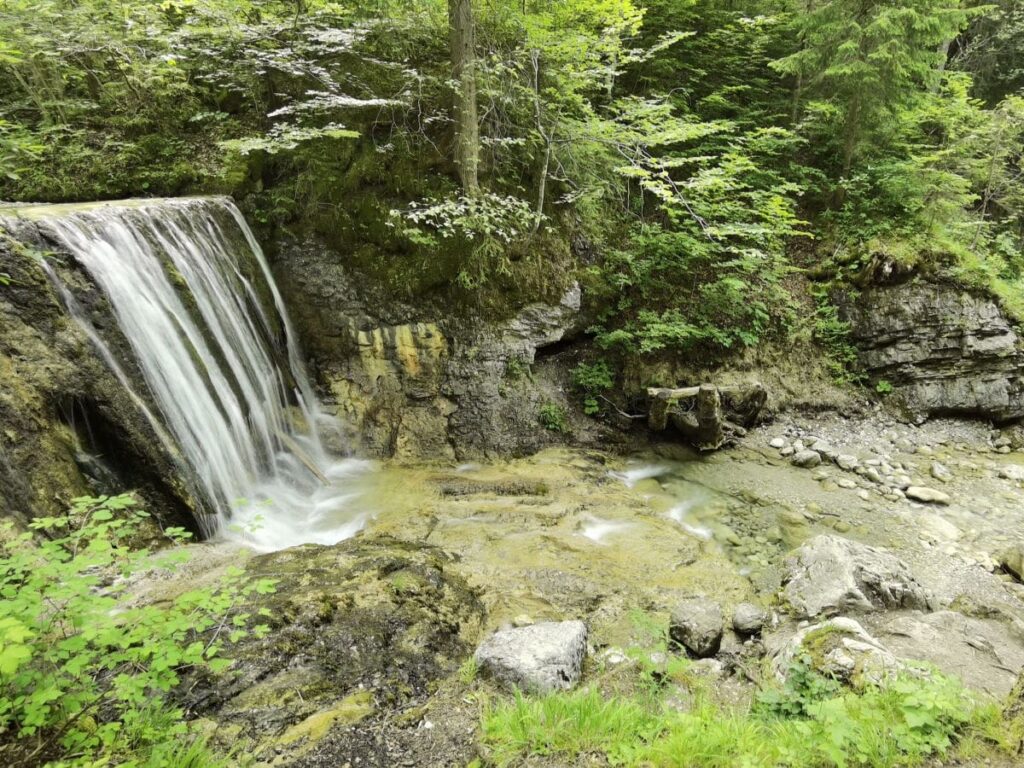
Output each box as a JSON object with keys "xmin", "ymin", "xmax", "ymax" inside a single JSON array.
[
  {"xmin": 181, "ymin": 536, "xmax": 485, "ymax": 767},
  {"xmin": 0, "ymin": 216, "xmax": 197, "ymax": 530},
  {"xmin": 108, "ymin": 413, "xmax": 1024, "ymax": 765},
  {"xmin": 272, "ymin": 238, "xmax": 621, "ymax": 461}
]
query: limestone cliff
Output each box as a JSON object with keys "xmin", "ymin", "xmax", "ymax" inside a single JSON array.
[
  {"xmin": 272, "ymin": 236, "xmax": 610, "ymax": 461},
  {"xmin": 842, "ymin": 280, "xmax": 1024, "ymax": 421}
]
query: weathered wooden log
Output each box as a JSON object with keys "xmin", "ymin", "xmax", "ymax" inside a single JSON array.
[
  {"xmin": 666, "ymin": 384, "xmax": 725, "ymax": 450},
  {"xmin": 647, "ymin": 381, "xmax": 766, "ymax": 451}
]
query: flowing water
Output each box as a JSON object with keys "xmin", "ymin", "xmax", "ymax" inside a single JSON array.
[
  {"xmin": 8, "ymin": 197, "xmax": 728, "ymax": 561},
  {"xmin": 26, "ymin": 197, "xmax": 372, "ymax": 550}
]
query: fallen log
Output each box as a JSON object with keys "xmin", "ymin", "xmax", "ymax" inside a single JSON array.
[{"xmin": 647, "ymin": 382, "xmax": 766, "ymax": 451}]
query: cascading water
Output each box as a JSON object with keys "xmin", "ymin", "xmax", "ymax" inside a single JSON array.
[{"xmin": 25, "ymin": 197, "xmax": 371, "ymax": 551}]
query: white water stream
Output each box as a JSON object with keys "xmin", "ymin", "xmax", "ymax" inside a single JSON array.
[{"xmin": 31, "ymin": 197, "xmax": 370, "ymax": 550}]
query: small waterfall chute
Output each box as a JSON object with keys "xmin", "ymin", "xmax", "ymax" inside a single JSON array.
[{"xmin": 20, "ymin": 197, "xmax": 370, "ymax": 550}]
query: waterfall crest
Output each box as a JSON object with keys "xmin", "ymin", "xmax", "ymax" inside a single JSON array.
[{"xmin": 30, "ymin": 197, "xmax": 369, "ymax": 550}]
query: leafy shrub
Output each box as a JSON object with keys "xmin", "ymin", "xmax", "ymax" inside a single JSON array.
[
  {"xmin": 753, "ymin": 654, "xmax": 842, "ymax": 719},
  {"xmin": 538, "ymin": 402, "xmax": 569, "ymax": 432},
  {"xmin": 876, "ymin": 379, "xmax": 894, "ymax": 395},
  {"xmin": 809, "ymin": 290, "xmax": 863, "ymax": 385},
  {"xmin": 0, "ymin": 494, "xmax": 274, "ymax": 767},
  {"xmin": 571, "ymin": 361, "xmax": 615, "ymax": 415}
]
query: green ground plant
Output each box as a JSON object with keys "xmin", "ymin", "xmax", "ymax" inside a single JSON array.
[
  {"xmin": 482, "ymin": 615, "xmax": 1005, "ymax": 768},
  {"xmin": 571, "ymin": 361, "xmax": 616, "ymax": 415},
  {"xmin": 482, "ymin": 663, "xmax": 998, "ymax": 768},
  {"xmin": 0, "ymin": 494, "xmax": 274, "ymax": 767},
  {"xmin": 538, "ymin": 402, "xmax": 569, "ymax": 433}
]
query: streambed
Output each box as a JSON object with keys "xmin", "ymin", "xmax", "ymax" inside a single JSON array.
[{"xmin": 133, "ymin": 413, "xmax": 1024, "ymax": 766}]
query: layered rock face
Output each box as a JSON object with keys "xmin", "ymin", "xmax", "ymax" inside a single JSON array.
[
  {"xmin": 843, "ymin": 281, "xmax": 1024, "ymax": 421},
  {"xmin": 273, "ymin": 237, "xmax": 602, "ymax": 460}
]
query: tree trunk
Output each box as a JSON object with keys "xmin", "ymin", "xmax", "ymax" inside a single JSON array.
[
  {"xmin": 449, "ymin": 0, "xmax": 480, "ymax": 194},
  {"xmin": 930, "ymin": 39, "xmax": 953, "ymax": 92}
]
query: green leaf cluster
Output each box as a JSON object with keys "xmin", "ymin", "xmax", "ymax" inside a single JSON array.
[{"xmin": 0, "ymin": 494, "xmax": 272, "ymax": 767}]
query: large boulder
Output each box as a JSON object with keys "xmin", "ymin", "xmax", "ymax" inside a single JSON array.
[
  {"xmin": 781, "ymin": 535, "xmax": 933, "ymax": 619},
  {"xmin": 474, "ymin": 621, "xmax": 588, "ymax": 693},
  {"xmin": 176, "ymin": 536, "xmax": 486, "ymax": 767},
  {"xmin": 732, "ymin": 603, "xmax": 768, "ymax": 636},
  {"xmin": 866, "ymin": 611, "xmax": 1024, "ymax": 697}
]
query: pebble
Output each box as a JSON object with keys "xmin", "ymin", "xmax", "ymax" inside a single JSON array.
[
  {"xmin": 906, "ymin": 486, "xmax": 951, "ymax": 505},
  {"xmin": 770, "ymin": 437, "xmax": 787, "ymax": 449},
  {"xmin": 998, "ymin": 465, "xmax": 1024, "ymax": 482},
  {"xmin": 792, "ymin": 450, "xmax": 822, "ymax": 469},
  {"xmin": 835, "ymin": 454, "xmax": 859, "ymax": 471}
]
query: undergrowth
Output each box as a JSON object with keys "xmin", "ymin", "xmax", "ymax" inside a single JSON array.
[
  {"xmin": 481, "ymin": 623, "xmax": 1012, "ymax": 768},
  {"xmin": 483, "ymin": 672, "xmax": 1003, "ymax": 767},
  {"xmin": 0, "ymin": 494, "xmax": 273, "ymax": 767}
]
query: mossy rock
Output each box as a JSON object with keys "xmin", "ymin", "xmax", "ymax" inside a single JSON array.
[
  {"xmin": 184, "ymin": 535, "xmax": 485, "ymax": 766},
  {"xmin": 1005, "ymin": 670, "xmax": 1024, "ymax": 754}
]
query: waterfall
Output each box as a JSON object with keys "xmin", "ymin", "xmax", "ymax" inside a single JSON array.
[{"xmin": 29, "ymin": 197, "xmax": 370, "ymax": 550}]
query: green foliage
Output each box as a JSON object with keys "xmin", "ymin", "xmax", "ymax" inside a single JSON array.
[
  {"xmin": 571, "ymin": 361, "xmax": 615, "ymax": 415},
  {"xmin": 392, "ymin": 194, "xmax": 543, "ymax": 246},
  {"xmin": 503, "ymin": 357, "xmax": 537, "ymax": 387},
  {"xmin": 957, "ymin": 0, "xmax": 1024, "ymax": 104},
  {"xmin": 876, "ymin": 379, "xmax": 895, "ymax": 395},
  {"xmin": 754, "ymin": 655, "xmax": 842, "ymax": 719},
  {"xmin": 483, "ymin": 657, "xmax": 993, "ymax": 768},
  {"xmin": 772, "ymin": 0, "xmax": 973, "ymax": 178},
  {"xmin": 809, "ymin": 290, "xmax": 863, "ymax": 385},
  {"xmin": 0, "ymin": 494, "xmax": 273, "ymax": 767},
  {"xmin": 3, "ymin": 0, "xmax": 1024, "ymax": 362},
  {"xmin": 538, "ymin": 402, "xmax": 569, "ymax": 432}
]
